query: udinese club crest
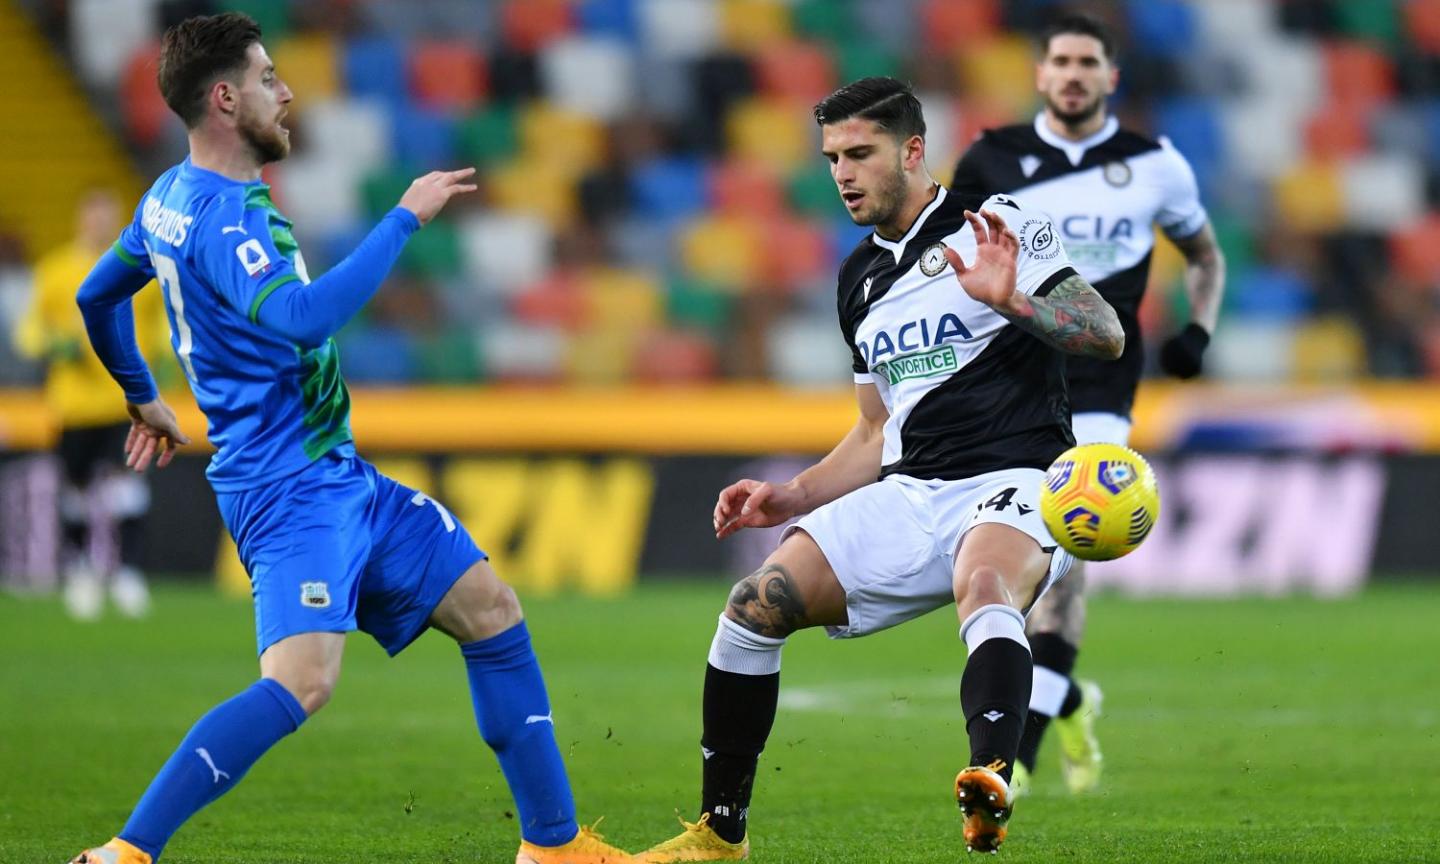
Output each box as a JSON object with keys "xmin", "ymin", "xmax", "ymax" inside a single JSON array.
[
  {"xmin": 919, "ymin": 243, "xmax": 949, "ymax": 277},
  {"xmin": 1103, "ymin": 161, "xmax": 1132, "ymax": 187}
]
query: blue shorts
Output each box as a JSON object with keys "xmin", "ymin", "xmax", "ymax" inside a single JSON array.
[{"xmin": 216, "ymin": 453, "xmax": 486, "ymax": 657}]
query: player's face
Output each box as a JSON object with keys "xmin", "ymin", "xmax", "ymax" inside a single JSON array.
[
  {"xmin": 821, "ymin": 119, "xmax": 912, "ymax": 227},
  {"xmin": 234, "ymin": 42, "xmax": 293, "ymax": 164},
  {"xmin": 1037, "ymin": 34, "xmax": 1118, "ymax": 127}
]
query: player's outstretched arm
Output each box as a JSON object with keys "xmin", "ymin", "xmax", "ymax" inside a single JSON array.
[
  {"xmin": 943, "ymin": 209, "xmax": 1123, "ymax": 360},
  {"xmin": 715, "ymin": 383, "xmax": 887, "ymax": 538}
]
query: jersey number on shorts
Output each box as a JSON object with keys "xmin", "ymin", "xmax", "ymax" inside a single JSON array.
[
  {"xmin": 980, "ymin": 487, "xmax": 1033, "ymax": 515},
  {"xmin": 411, "ymin": 491, "xmax": 456, "ymax": 533},
  {"xmin": 151, "ymin": 251, "xmax": 198, "ymax": 383}
]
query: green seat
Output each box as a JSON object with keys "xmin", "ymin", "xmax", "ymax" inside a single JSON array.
[
  {"xmin": 1333, "ymin": 0, "xmax": 1399, "ymax": 47},
  {"xmin": 417, "ymin": 326, "xmax": 481, "ymax": 382},
  {"xmin": 400, "ymin": 219, "xmax": 462, "ymax": 279},
  {"xmin": 792, "ymin": 0, "xmax": 852, "ymax": 41},
  {"xmin": 227, "ymin": 0, "xmax": 292, "ymax": 41},
  {"xmin": 359, "ymin": 168, "xmax": 415, "ymax": 221},
  {"xmin": 455, "ymin": 106, "xmax": 519, "ymax": 167},
  {"xmin": 836, "ymin": 39, "xmax": 900, "ymax": 83},
  {"xmin": 788, "ymin": 163, "xmax": 839, "ymax": 218},
  {"xmin": 667, "ymin": 277, "xmax": 735, "ymax": 334}
]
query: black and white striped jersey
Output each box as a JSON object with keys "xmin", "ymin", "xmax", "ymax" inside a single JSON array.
[
  {"xmin": 951, "ymin": 114, "xmax": 1208, "ymax": 417},
  {"xmin": 838, "ymin": 186, "xmax": 1079, "ymax": 482}
]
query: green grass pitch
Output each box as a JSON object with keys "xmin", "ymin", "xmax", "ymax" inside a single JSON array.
[{"xmin": 3, "ymin": 582, "xmax": 1437, "ymax": 863}]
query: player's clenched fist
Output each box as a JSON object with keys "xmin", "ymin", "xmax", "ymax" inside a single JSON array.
[
  {"xmin": 398, "ymin": 168, "xmax": 478, "ymax": 226},
  {"xmin": 713, "ymin": 478, "xmax": 805, "ymax": 539}
]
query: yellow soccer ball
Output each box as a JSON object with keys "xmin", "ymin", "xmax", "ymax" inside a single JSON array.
[{"xmin": 1039, "ymin": 443, "xmax": 1160, "ymax": 561}]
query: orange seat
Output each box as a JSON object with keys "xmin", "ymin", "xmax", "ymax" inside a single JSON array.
[
  {"xmin": 1405, "ymin": 0, "xmax": 1440, "ymax": 54},
  {"xmin": 121, "ymin": 43, "xmax": 168, "ymax": 148},
  {"xmin": 1389, "ymin": 214, "xmax": 1440, "ymax": 283},
  {"xmin": 721, "ymin": 0, "xmax": 792, "ymax": 51},
  {"xmin": 726, "ymin": 96, "xmax": 815, "ymax": 174},
  {"xmin": 1302, "ymin": 104, "xmax": 1371, "ymax": 161},
  {"xmin": 957, "ymin": 36, "xmax": 1034, "ymax": 117},
  {"xmin": 921, "ymin": 0, "xmax": 1000, "ymax": 52},
  {"xmin": 758, "ymin": 216, "xmax": 829, "ymax": 292},
  {"xmin": 512, "ymin": 272, "xmax": 587, "ymax": 331},
  {"xmin": 581, "ymin": 266, "xmax": 664, "ymax": 333},
  {"xmin": 631, "ymin": 328, "xmax": 719, "ymax": 383},
  {"xmin": 410, "ymin": 40, "xmax": 486, "ymax": 110},
  {"xmin": 501, "ymin": 0, "xmax": 573, "ymax": 52},
  {"xmin": 708, "ymin": 159, "xmax": 787, "ymax": 220},
  {"xmin": 680, "ymin": 214, "xmax": 765, "ymax": 291},
  {"xmin": 1323, "ymin": 40, "xmax": 1394, "ymax": 109},
  {"xmin": 754, "ymin": 40, "xmax": 836, "ymax": 105}
]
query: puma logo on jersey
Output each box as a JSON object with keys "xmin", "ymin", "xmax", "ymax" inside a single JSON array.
[{"xmin": 859, "ymin": 313, "xmax": 973, "ymax": 365}]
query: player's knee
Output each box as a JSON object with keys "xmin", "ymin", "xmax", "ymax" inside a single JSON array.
[
  {"xmin": 722, "ymin": 565, "xmax": 806, "ymax": 639},
  {"xmin": 276, "ymin": 669, "xmax": 338, "ymax": 716},
  {"xmin": 953, "ymin": 565, "xmax": 1013, "ymax": 616}
]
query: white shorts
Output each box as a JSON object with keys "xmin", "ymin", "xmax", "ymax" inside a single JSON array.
[
  {"xmin": 1071, "ymin": 412, "xmax": 1132, "ymax": 446},
  {"xmin": 782, "ymin": 467, "xmax": 1074, "ymax": 639}
]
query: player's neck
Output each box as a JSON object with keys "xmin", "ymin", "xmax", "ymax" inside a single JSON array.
[
  {"xmin": 188, "ymin": 132, "xmax": 265, "ymax": 183},
  {"xmin": 1043, "ymin": 109, "xmax": 1109, "ymax": 142},
  {"xmin": 876, "ymin": 180, "xmax": 940, "ymax": 242}
]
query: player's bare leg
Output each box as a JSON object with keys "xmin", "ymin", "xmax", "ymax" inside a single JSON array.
[
  {"xmin": 1017, "ymin": 563, "xmax": 1101, "ymax": 794},
  {"xmin": 637, "ymin": 530, "xmax": 847, "ymax": 863},
  {"xmin": 951, "ymin": 524, "xmax": 1054, "ymax": 854},
  {"xmin": 431, "ymin": 560, "xmax": 632, "ymax": 864}
]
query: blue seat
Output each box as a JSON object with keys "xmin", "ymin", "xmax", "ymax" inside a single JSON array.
[
  {"xmin": 1228, "ymin": 266, "xmax": 1314, "ymax": 319},
  {"xmin": 1422, "ymin": 102, "xmax": 1440, "ymax": 167},
  {"xmin": 629, "ymin": 157, "xmax": 709, "ymax": 222},
  {"xmin": 343, "ymin": 37, "xmax": 407, "ymax": 105},
  {"xmin": 338, "ymin": 324, "xmax": 420, "ymax": 383},
  {"xmin": 577, "ymin": 0, "xmax": 638, "ymax": 41},
  {"xmin": 1153, "ymin": 98, "xmax": 1223, "ymax": 195},
  {"xmin": 389, "ymin": 105, "xmax": 458, "ymax": 169},
  {"xmin": 1125, "ymin": 0, "xmax": 1196, "ymax": 57}
]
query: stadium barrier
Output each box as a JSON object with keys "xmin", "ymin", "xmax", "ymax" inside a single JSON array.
[{"xmin": 2, "ymin": 384, "xmax": 1437, "ymax": 594}]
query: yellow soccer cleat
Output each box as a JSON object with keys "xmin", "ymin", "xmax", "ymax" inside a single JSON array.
[
  {"xmin": 516, "ymin": 819, "xmax": 634, "ymax": 864},
  {"xmin": 67, "ymin": 838, "xmax": 152, "ymax": 864},
  {"xmin": 635, "ymin": 813, "xmax": 749, "ymax": 863},
  {"xmin": 1053, "ymin": 679, "xmax": 1104, "ymax": 794},
  {"xmin": 955, "ymin": 761, "xmax": 1014, "ymax": 854}
]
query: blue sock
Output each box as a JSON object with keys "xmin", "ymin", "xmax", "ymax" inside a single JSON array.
[
  {"xmin": 119, "ymin": 678, "xmax": 306, "ymax": 859},
  {"xmin": 461, "ymin": 621, "xmax": 578, "ymax": 847}
]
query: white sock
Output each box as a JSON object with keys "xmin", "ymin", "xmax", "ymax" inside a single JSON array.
[{"xmin": 1029, "ymin": 665, "xmax": 1070, "ymax": 717}]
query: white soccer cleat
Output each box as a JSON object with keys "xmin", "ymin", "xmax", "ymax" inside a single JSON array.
[
  {"xmin": 110, "ymin": 566, "xmax": 152, "ymax": 619},
  {"xmin": 63, "ymin": 563, "xmax": 103, "ymax": 621}
]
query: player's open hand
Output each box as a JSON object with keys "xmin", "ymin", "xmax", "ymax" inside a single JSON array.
[
  {"xmin": 944, "ymin": 209, "xmax": 1020, "ymax": 311},
  {"xmin": 714, "ymin": 479, "xmax": 804, "ymax": 539},
  {"xmin": 398, "ymin": 168, "xmax": 478, "ymax": 226},
  {"xmin": 125, "ymin": 397, "xmax": 191, "ymax": 472}
]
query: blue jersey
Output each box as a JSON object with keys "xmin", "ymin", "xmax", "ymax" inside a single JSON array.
[{"xmin": 115, "ymin": 158, "xmax": 354, "ymax": 492}]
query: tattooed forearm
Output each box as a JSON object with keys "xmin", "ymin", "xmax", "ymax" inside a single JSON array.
[
  {"xmin": 1171, "ymin": 223, "xmax": 1226, "ymax": 334},
  {"xmin": 998, "ymin": 274, "xmax": 1124, "ymax": 359},
  {"xmin": 726, "ymin": 563, "xmax": 807, "ymax": 638}
]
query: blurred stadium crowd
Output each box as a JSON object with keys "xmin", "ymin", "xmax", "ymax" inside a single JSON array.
[{"xmin": 4, "ymin": 0, "xmax": 1440, "ymax": 386}]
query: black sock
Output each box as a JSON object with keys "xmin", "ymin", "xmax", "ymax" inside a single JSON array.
[
  {"xmin": 961, "ymin": 637, "xmax": 1032, "ymax": 784},
  {"xmin": 1016, "ymin": 633, "xmax": 1079, "ymax": 770},
  {"xmin": 62, "ymin": 517, "xmax": 87, "ymax": 562},
  {"xmin": 700, "ymin": 663, "xmax": 778, "ymax": 844},
  {"xmin": 118, "ymin": 517, "xmax": 145, "ymax": 570},
  {"xmin": 1058, "ymin": 679, "xmax": 1083, "ymax": 718}
]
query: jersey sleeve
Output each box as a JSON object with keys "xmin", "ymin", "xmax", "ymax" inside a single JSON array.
[
  {"xmin": 984, "ymin": 194, "xmax": 1078, "ymax": 298},
  {"xmin": 190, "ymin": 195, "xmax": 303, "ymax": 322},
  {"xmin": 1154, "ymin": 137, "xmax": 1209, "ymax": 241},
  {"xmin": 113, "ymin": 204, "xmax": 156, "ymax": 279}
]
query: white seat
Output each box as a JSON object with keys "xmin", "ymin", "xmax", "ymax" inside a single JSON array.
[
  {"xmin": 1342, "ymin": 155, "xmax": 1424, "ymax": 231},
  {"xmin": 540, "ymin": 36, "xmax": 637, "ymax": 121},
  {"xmin": 639, "ymin": 0, "xmax": 719, "ymax": 59},
  {"xmin": 458, "ymin": 213, "xmax": 553, "ymax": 294}
]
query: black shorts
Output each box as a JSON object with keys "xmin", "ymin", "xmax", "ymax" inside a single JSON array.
[{"xmin": 56, "ymin": 422, "xmax": 130, "ymax": 489}]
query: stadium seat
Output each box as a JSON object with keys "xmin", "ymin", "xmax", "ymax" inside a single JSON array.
[
  {"xmin": 1206, "ymin": 319, "xmax": 1296, "ymax": 381},
  {"xmin": 480, "ymin": 321, "xmax": 567, "ymax": 381},
  {"xmin": 835, "ymin": 39, "xmax": 901, "ymax": 85},
  {"xmin": 1124, "ymin": 0, "xmax": 1196, "ymax": 57},
  {"xmin": 227, "ymin": 0, "xmax": 291, "ymax": 41},
  {"xmin": 120, "ymin": 43, "xmax": 168, "ymax": 148},
  {"xmin": 577, "ymin": 0, "xmax": 640, "ymax": 41},
  {"xmin": 638, "ymin": 0, "xmax": 720, "ymax": 59},
  {"xmin": 1303, "ymin": 104, "xmax": 1372, "ymax": 161},
  {"xmin": 1332, "ymin": 0, "xmax": 1400, "ymax": 47},
  {"xmin": 1226, "ymin": 265, "xmax": 1314, "ymax": 319},
  {"xmin": 415, "ymin": 325, "xmax": 482, "ymax": 383},
  {"xmin": 409, "ymin": 40, "xmax": 486, "ymax": 111},
  {"xmin": 766, "ymin": 312, "xmax": 853, "ymax": 386},
  {"xmin": 758, "ymin": 216, "xmax": 830, "ymax": 292},
  {"xmin": 1323, "ymin": 40, "xmax": 1395, "ymax": 109},
  {"xmin": 343, "ymin": 37, "xmax": 408, "ymax": 105},
  {"xmin": 582, "ymin": 267, "xmax": 663, "ymax": 334},
  {"xmin": 667, "ymin": 275, "xmax": 735, "ymax": 334},
  {"xmin": 629, "ymin": 156, "xmax": 710, "ymax": 221},
  {"xmin": 512, "ymin": 271, "xmax": 589, "ymax": 331},
  {"xmin": 458, "ymin": 212, "xmax": 553, "ymax": 293},
  {"xmin": 564, "ymin": 326, "xmax": 638, "ymax": 384},
  {"xmin": 611, "ymin": 216, "xmax": 679, "ymax": 272},
  {"xmin": 1292, "ymin": 316, "xmax": 1366, "ymax": 381},
  {"xmin": 454, "ymin": 105, "xmax": 519, "ymax": 167},
  {"xmin": 305, "ymin": 98, "xmax": 393, "ymax": 177},
  {"xmin": 1341, "ymin": 155, "xmax": 1424, "ymax": 230},
  {"xmin": 1221, "ymin": 98, "xmax": 1304, "ymax": 179},
  {"xmin": 1422, "ymin": 103, "xmax": 1440, "ymax": 166},
  {"xmin": 339, "ymin": 324, "xmax": 421, "ymax": 384},
  {"xmin": 1192, "ymin": 0, "xmax": 1274, "ymax": 47},
  {"xmin": 788, "ymin": 163, "xmax": 839, "ymax": 218},
  {"xmin": 1388, "ymin": 214, "xmax": 1440, "ymax": 283},
  {"xmin": 726, "ymin": 97, "xmax": 815, "ymax": 173},
  {"xmin": 920, "ymin": 0, "xmax": 1000, "ymax": 51},
  {"xmin": 518, "ymin": 103, "xmax": 607, "ymax": 175},
  {"xmin": 69, "ymin": 0, "xmax": 156, "ymax": 86},
  {"xmin": 488, "ymin": 156, "xmax": 580, "ymax": 228},
  {"xmin": 272, "ymin": 156, "xmax": 360, "ymax": 235},
  {"xmin": 679, "ymin": 214, "xmax": 765, "ymax": 290},
  {"xmin": 631, "ymin": 327, "xmax": 720, "ymax": 382},
  {"xmin": 793, "ymin": 0, "xmax": 852, "ymax": 42},
  {"xmin": 360, "ymin": 165, "xmax": 413, "ymax": 220},
  {"xmin": 360, "ymin": 0, "xmax": 497, "ymax": 40},
  {"xmin": 501, "ymin": 0, "xmax": 574, "ymax": 52},
  {"xmin": 1406, "ymin": 0, "xmax": 1440, "ymax": 54},
  {"xmin": 1369, "ymin": 104, "xmax": 1431, "ymax": 165},
  {"xmin": 539, "ymin": 35, "xmax": 637, "ymax": 121},
  {"xmin": 271, "ymin": 34, "xmax": 339, "ymax": 107},
  {"xmin": 708, "ymin": 159, "xmax": 787, "ymax": 220},
  {"xmin": 1154, "ymin": 98, "xmax": 1223, "ymax": 188},
  {"xmin": 1272, "ymin": 161, "xmax": 1345, "ymax": 232},
  {"xmin": 400, "ymin": 218, "xmax": 463, "ymax": 279},
  {"xmin": 389, "ymin": 104, "xmax": 458, "ymax": 169},
  {"xmin": 957, "ymin": 36, "xmax": 1036, "ymax": 118},
  {"xmin": 754, "ymin": 40, "xmax": 837, "ymax": 105},
  {"xmin": 720, "ymin": 0, "xmax": 792, "ymax": 52}
]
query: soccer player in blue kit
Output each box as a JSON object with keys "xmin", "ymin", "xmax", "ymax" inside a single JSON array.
[{"xmin": 68, "ymin": 13, "xmax": 630, "ymax": 864}]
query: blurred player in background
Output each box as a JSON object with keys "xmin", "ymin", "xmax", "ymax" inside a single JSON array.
[
  {"xmin": 66, "ymin": 14, "xmax": 629, "ymax": 864},
  {"xmin": 639, "ymin": 78, "xmax": 1123, "ymax": 860},
  {"xmin": 13, "ymin": 188, "xmax": 169, "ymax": 621},
  {"xmin": 951, "ymin": 13, "xmax": 1227, "ymax": 797}
]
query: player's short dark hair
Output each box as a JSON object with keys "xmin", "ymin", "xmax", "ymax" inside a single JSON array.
[
  {"xmin": 1040, "ymin": 12, "xmax": 1118, "ymax": 63},
  {"xmin": 158, "ymin": 12, "xmax": 263, "ymax": 128},
  {"xmin": 813, "ymin": 77, "xmax": 926, "ymax": 141}
]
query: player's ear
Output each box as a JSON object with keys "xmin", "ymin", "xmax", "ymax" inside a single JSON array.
[
  {"xmin": 211, "ymin": 79, "xmax": 238, "ymax": 120},
  {"xmin": 902, "ymin": 134, "xmax": 925, "ymax": 171}
]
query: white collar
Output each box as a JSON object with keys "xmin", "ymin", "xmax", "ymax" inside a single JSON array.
[
  {"xmin": 872, "ymin": 185, "xmax": 947, "ymax": 264},
  {"xmin": 1033, "ymin": 112, "xmax": 1120, "ymax": 166}
]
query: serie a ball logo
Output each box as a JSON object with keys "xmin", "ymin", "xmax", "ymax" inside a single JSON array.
[{"xmin": 1039, "ymin": 443, "xmax": 1160, "ymax": 561}]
